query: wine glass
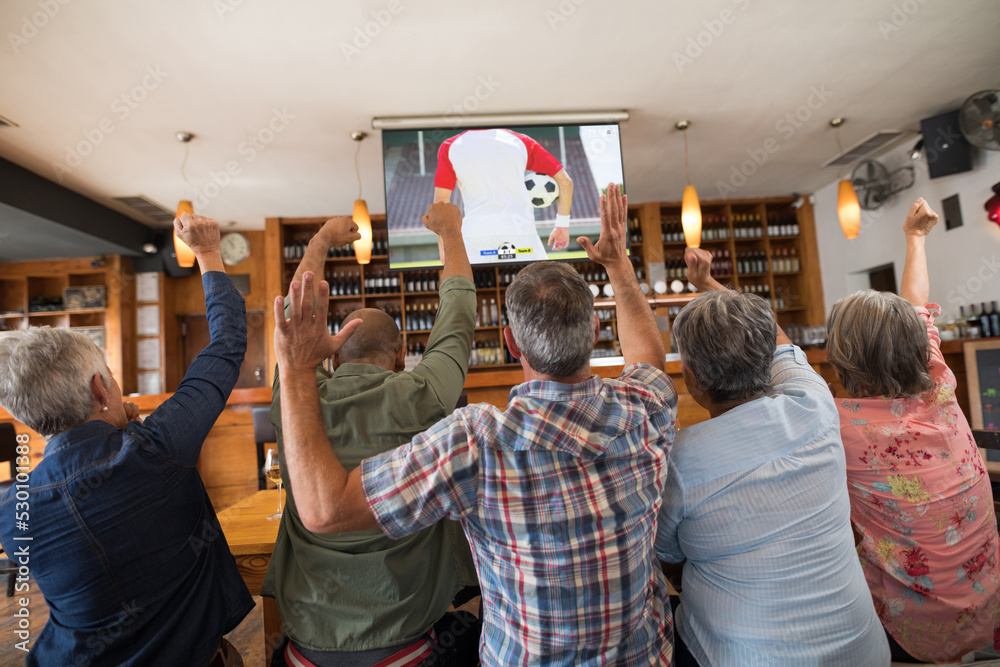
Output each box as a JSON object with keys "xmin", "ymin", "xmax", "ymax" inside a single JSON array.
[{"xmin": 264, "ymin": 448, "xmax": 283, "ymax": 520}]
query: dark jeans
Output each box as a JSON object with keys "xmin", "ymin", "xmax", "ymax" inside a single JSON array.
[{"xmin": 669, "ymin": 595, "xmax": 701, "ymax": 667}]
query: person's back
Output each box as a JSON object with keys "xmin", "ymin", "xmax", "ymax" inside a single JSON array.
[
  {"xmin": 826, "ymin": 198, "xmax": 1000, "ymax": 662},
  {"xmin": 262, "ymin": 208, "xmax": 480, "ymax": 665},
  {"xmin": 272, "ymin": 185, "xmax": 677, "ymax": 665},
  {"xmin": 365, "ymin": 360, "xmax": 676, "ymax": 664},
  {"xmin": 657, "ymin": 347, "xmax": 886, "ymax": 664},
  {"xmin": 657, "ymin": 249, "xmax": 889, "ymax": 666},
  {"xmin": 444, "ymin": 129, "xmax": 536, "ymax": 228},
  {"xmin": 0, "ymin": 213, "xmax": 253, "ymax": 666}
]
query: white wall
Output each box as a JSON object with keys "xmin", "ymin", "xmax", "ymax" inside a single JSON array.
[{"xmin": 814, "ymin": 143, "xmax": 1000, "ymax": 320}]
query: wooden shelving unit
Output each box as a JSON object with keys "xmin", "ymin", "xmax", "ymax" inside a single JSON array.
[
  {"xmin": 264, "ymin": 196, "xmax": 823, "ymax": 376},
  {"xmin": 0, "ymin": 256, "xmax": 135, "ymax": 393}
]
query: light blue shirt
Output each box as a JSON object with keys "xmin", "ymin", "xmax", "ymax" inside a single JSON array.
[{"xmin": 655, "ymin": 344, "xmax": 889, "ymax": 666}]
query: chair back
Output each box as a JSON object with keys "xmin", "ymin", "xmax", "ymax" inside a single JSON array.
[
  {"xmin": 0, "ymin": 424, "xmax": 17, "ymax": 478},
  {"xmin": 251, "ymin": 406, "xmax": 276, "ymax": 490}
]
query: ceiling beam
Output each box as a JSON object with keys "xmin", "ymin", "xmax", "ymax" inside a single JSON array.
[{"xmin": 0, "ymin": 157, "xmax": 151, "ymax": 256}]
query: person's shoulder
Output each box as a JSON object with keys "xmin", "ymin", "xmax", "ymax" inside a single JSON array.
[{"xmin": 613, "ymin": 363, "xmax": 676, "ymax": 402}]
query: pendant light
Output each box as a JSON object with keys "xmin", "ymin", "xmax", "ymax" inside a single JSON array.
[
  {"xmin": 676, "ymin": 120, "xmax": 702, "ymax": 248},
  {"xmin": 830, "ymin": 118, "xmax": 860, "ymax": 239},
  {"xmin": 351, "ymin": 131, "xmax": 373, "ymax": 264},
  {"xmin": 174, "ymin": 132, "xmax": 197, "ymax": 267}
]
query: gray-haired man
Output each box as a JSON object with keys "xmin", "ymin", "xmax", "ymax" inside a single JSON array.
[{"xmin": 272, "ymin": 184, "xmax": 680, "ymax": 664}]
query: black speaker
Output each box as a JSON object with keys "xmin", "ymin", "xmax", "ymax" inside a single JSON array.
[
  {"xmin": 920, "ymin": 110, "xmax": 973, "ymax": 180},
  {"xmin": 132, "ymin": 231, "xmax": 195, "ymax": 277}
]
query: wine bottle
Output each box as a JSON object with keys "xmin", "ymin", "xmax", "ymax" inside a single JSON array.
[{"xmin": 981, "ymin": 302, "xmax": 993, "ymax": 338}]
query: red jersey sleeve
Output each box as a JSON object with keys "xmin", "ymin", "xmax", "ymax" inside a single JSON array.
[
  {"xmin": 434, "ymin": 138, "xmax": 458, "ymax": 190},
  {"xmin": 512, "ymin": 131, "xmax": 563, "ymax": 175}
]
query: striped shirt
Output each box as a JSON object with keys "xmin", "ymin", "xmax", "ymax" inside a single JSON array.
[
  {"xmin": 363, "ymin": 364, "xmax": 678, "ymax": 666},
  {"xmin": 655, "ymin": 344, "xmax": 890, "ymax": 666}
]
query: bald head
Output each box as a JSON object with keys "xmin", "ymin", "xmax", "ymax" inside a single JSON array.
[{"xmin": 337, "ymin": 308, "xmax": 402, "ymax": 369}]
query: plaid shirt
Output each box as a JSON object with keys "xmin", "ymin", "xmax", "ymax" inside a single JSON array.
[{"xmin": 362, "ymin": 363, "xmax": 677, "ymax": 666}]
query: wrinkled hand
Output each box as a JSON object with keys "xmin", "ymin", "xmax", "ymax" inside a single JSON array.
[
  {"xmin": 578, "ymin": 183, "xmax": 628, "ymax": 266},
  {"xmin": 319, "ymin": 216, "xmax": 361, "ymax": 248},
  {"xmin": 174, "ymin": 213, "xmax": 221, "ymax": 255},
  {"xmin": 547, "ymin": 226, "xmax": 569, "ymax": 251},
  {"xmin": 684, "ymin": 247, "xmax": 716, "ymax": 292},
  {"xmin": 274, "ymin": 272, "xmax": 361, "ymax": 373},
  {"xmin": 422, "ymin": 202, "xmax": 463, "ymax": 237},
  {"xmin": 124, "ymin": 401, "xmax": 142, "ymax": 423},
  {"xmin": 903, "ymin": 197, "xmax": 939, "ymax": 237}
]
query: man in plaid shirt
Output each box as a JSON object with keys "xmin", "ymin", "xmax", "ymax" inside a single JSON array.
[{"xmin": 274, "ymin": 184, "xmax": 678, "ymax": 666}]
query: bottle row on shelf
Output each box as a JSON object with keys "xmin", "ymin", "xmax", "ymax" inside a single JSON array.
[
  {"xmin": 657, "ymin": 212, "xmax": 800, "ymax": 244},
  {"xmin": 469, "ymin": 339, "xmax": 508, "ymax": 366},
  {"xmin": 323, "ymin": 269, "xmax": 401, "ymax": 296},
  {"xmin": 767, "ymin": 211, "xmax": 800, "ymax": 237},
  {"xmin": 734, "ymin": 250, "xmax": 799, "ymax": 276},
  {"xmin": 404, "ymin": 339, "xmax": 516, "ymax": 370},
  {"xmin": 944, "ymin": 302, "xmax": 1000, "ymax": 340},
  {"xmin": 402, "ymin": 271, "xmax": 440, "ymax": 293},
  {"xmin": 283, "ymin": 234, "xmax": 390, "ymax": 261}
]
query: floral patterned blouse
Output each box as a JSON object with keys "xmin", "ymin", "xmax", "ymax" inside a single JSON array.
[{"xmin": 838, "ymin": 304, "xmax": 1000, "ymax": 663}]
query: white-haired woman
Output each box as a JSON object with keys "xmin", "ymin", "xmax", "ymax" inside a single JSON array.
[
  {"xmin": 0, "ymin": 214, "xmax": 307, "ymax": 667},
  {"xmin": 827, "ymin": 198, "xmax": 1000, "ymax": 663}
]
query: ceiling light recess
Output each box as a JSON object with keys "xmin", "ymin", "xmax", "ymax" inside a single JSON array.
[{"xmin": 371, "ymin": 110, "xmax": 629, "ymax": 131}]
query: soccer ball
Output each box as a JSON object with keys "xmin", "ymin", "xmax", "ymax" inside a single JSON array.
[
  {"xmin": 524, "ymin": 172, "xmax": 559, "ymax": 208},
  {"xmin": 498, "ymin": 242, "xmax": 517, "ymax": 257}
]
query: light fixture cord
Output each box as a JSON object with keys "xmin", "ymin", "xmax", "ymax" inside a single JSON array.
[
  {"xmin": 354, "ymin": 140, "xmax": 363, "ymax": 200},
  {"xmin": 683, "ymin": 130, "xmax": 691, "ymax": 186},
  {"xmin": 180, "ymin": 142, "xmax": 198, "ymax": 198},
  {"xmin": 834, "ymin": 125, "xmax": 846, "ymax": 179}
]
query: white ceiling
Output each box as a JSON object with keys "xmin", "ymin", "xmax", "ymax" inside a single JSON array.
[{"xmin": 0, "ymin": 0, "xmax": 998, "ymax": 233}]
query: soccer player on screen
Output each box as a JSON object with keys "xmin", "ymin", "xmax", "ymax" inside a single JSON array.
[{"xmin": 434, "ymin": 128, "xmax": 574, "ymax": 263}]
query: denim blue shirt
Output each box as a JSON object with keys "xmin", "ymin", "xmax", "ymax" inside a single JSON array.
[{"xmin": 0, "ymin": 271, "xmax": 254, "ymax": 667}]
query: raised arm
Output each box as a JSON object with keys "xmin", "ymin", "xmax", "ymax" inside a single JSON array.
[
  {"xmin": 140, "ymin": 214, "xmax": 246, "ymax": 465},
  {"xmin": 424, "ymin": 202, "xmax": 472, "ymax": 283},
  {"xmin": 900, "ymin": 197, "xmax": 939, "ymax": 307},
  {"xmin": 578, "ymin": 183, "xmax": 664, "ymax": 370},
  {"xmin": 274, "ymin": 272, "xmax": 378, "ymax": 534},
  {"xmin": 414, "ymin": 203, "xmax": 476, "ymax": 408},
  {"xmin": 685, "ymin": 247, "xmax": 792, "ymax": 346},
  {"xmin": 291, "ymin": 216, "xmax": 361, "ymax": 299},
  {"xmin": 547, "ymin": 169, "xmax": 574, "ymax": 250}
]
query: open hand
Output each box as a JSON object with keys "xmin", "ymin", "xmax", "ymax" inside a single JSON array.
[
  {"xmin": 903, "ymin": 197, "xmax": 939, "ymax": 237},
  {"xmin": 274, "ymin": 272, "xmax": 362, "ymax": 373},
  {"xmin": 547, "ymin": 226, "xmax": 569, "ymax": 251},
  {"xmin": 174, "ymin": 213, "xmax": 220, "ymax": 255},
  {"xmin": 422, "ymin": 202, "xmax": 463, "ymax": 237},
  {"xmin": 319, "ymin": 216, "xmax": 361, "ymax": 248},
  {"xmin": 578, "ymin": 183, "xmax": 628, "ymax": 266}
]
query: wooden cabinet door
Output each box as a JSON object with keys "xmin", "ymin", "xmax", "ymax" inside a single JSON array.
[{"xmin": 181, "ymin": 311, "xmax": 267, "ymax": 389}]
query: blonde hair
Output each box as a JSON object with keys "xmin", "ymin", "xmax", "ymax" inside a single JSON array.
[{"xmin": 826, "ymin": 290, "xmax": 933, "ymax": 399}]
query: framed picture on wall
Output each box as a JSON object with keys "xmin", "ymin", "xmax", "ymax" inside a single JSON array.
[{"xmin": 963, "ymin": 339, "xmax": 1000, "ymax": 474}]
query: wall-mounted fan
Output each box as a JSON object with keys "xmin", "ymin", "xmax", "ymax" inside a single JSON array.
[
  {"xmin": 850, "ymin": 159, "xmax": 915, "ymax": 210},
  {"xmin": 959, "ymin": 90, "xmax": 1000, "ymax": 151}
]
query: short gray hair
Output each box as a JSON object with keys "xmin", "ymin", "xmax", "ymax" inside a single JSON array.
[
  {"xmin": 826, "ymin": 290, "xmax": 933, "ymax": 399},
  {"xmin": 673, "ymin": 291, "xmax": 776, "ymax": 404},
  {"xmin": 0, "ymin": 327, "xmax": 110, "ymax": 437},
  {"xmin": 505, "ymin": 262, "xmax": 595, "ymax": 377}
]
